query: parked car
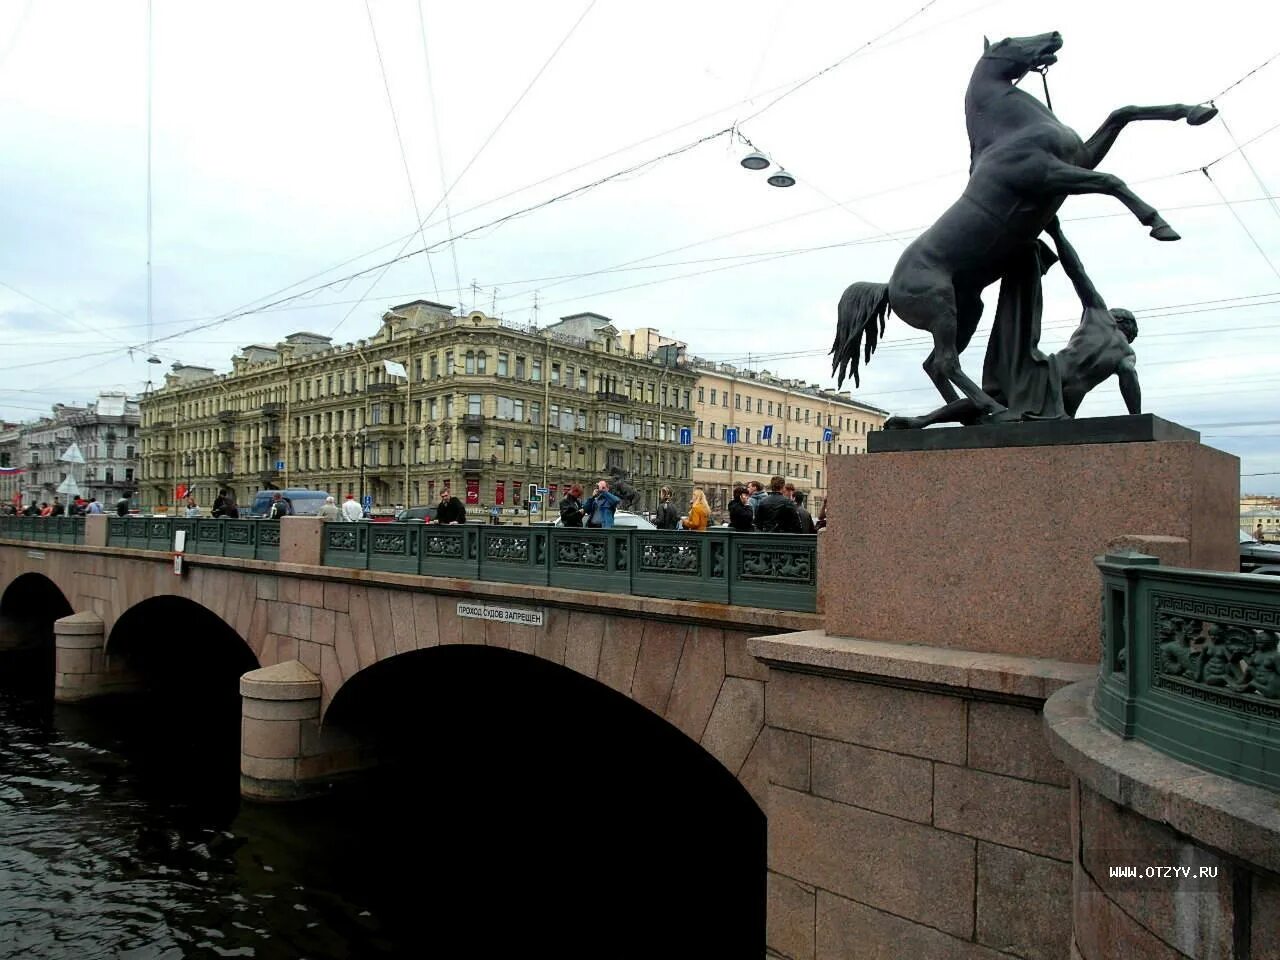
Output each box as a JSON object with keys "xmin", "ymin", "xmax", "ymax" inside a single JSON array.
[
  {"xmin": 394, "ymin": 505, "xmax": 439, "ymax": 523},
  {"xmin": 1240, "ymin": 529, "xmax": 1280, "ymax": 574},
  {"xmin": 551, "ymin": 510, "xmax": 657, "ymax": 530},
  {"xmin": 246, "ymin": 489, "xmax": 331, "ymax": 518}
]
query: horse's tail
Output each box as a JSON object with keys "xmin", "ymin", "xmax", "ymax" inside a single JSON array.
[{"xmin": 830, "ymin": 281, "xmax": 891, "ymax": 388}]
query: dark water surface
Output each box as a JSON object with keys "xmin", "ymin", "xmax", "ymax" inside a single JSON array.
[{"xmin": 0, "ymin": 628, "xmax": 764, "ymax": 958}]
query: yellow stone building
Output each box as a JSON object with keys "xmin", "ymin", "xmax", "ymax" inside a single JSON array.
[
  {"xmin": 683, "ymin": 356, "xmax": 887, "ymax": 515},
  {"xmin": 139, "ymin": 303, "xmax": 696, "ymax": 514}
]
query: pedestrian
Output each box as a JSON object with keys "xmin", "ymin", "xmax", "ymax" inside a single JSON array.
[
  {"xmin": 222, "ymin": 492, "xmax": 240, "ymax": 519},
  {"xmin": 341, "ymin": 493, "xmax": 363, "ymax": 522},
  {"xmin": 793, "ymin": 490, "xmax": 817, "ymax": 534},
  {"xmin": 39, "ymin": 502, "xmax": 52, "ymax": 518},
  {"xmin": 754, "ymin": 476, "xmax": 802, "ymax": 533},
  {"xmin": 653, "ymin": 486, "xmax": 681, "ymax": 530},
  {"xmin": 489, "ymin": 503, "xmax": 501, "ymax": 525},
  {"xmin": 559, "ymin": 485, "xmax": 586, "ymax": 527},
  {"xmin": 816, "ymin": 500, "xmax": 828, "ymax": 532},
  {"xmin": 746, "ymin": 480, "xmax": 767, "ymax": 517},
  {"xmin": 184, "ymin": 497, "xmax": 200, "ymax": 518},
  {"xmin": 268, "ymin": 492, "xmax": 289, "ymax": 520},
  {"xmin": 212, "ymin": 490, "xmax": 227, "ymax": 518},
  {"xmin": 318, "ymin": 496, "xmax": 342, "ymax": 521},
  {"xmin": 1256, "ymin": 523, "xmax": 1267, "ymax": 543},
  {"xmin": 682, "ymin": 488, "xmax": 711, "ymax": 531},
  {"xmin": 436, "ymin": 488, "xmax": 467, "ymax": 525},
  {"xmin": 115, "ymin": 496, "xmax": 130, "ymax": 517},
  {"xmin": 50, "ymin": 498, "xmax": 64, "ymax": 517},
  {"xmin": 583, "ymin": 479, "xmax": 620, "ymax": 529},
  {"xmin": 728, "ymin": 485, "xmax": 755, "ymax": 531},
  {"xmin": 86, "ymin": 498, "xmax": 103, "ymax": 514}
]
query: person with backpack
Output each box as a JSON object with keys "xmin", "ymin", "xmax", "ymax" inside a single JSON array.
[
  {"xmin": 268, "ymin": 492, "xmax": 291, "ymax": 520},
  {"xmin": 654, "ymin": 486, "xmax": 680, "ymax": 530}
]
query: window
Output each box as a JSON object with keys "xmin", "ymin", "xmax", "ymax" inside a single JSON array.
[
  {"xmin": 710, "ymin": 389, "xmax": 717, "ymax": 406},
  {"xmin": 697, "ymin": 452, "xmax": 704, "ymax": 468},
  {"xmin": 531, "ymin": 359, "xmax": 542, "ymax": 382},
  {"xmin": 578, "ymin": 369, "xmax": 587, "ymax": 390},
  {"xmin": 529, "ymin": 441, "xmax": 539, "ymax": 466},
  {"xmin": 445, "ymin": 350, "xmax": 454, "ymax": 373},
  {"xmin": 495, "ymin": 436, "xmax": 506, "ymax": 461},
  {"xmin": 445, "ymin": 395, "xmax": 454, "ymax": 417},
  {"xmin": 430, "ymin": 355, "xmax": 439, "ymax": 378},
  {"xmin": 565, "ymin": 365, "xmax": 574, "ymax": 387},
  {"xmin": 467, "ymin": 434, "xmax": 481, "ymax": 459},
  {"xmin": 428, "ymin": 398, "xmax": 438, "ymax": 420},
  {"xmin": 531, "ymin": 401, "xmax": 542, "ymax": 426},
  {"xmin": 805, "ymin": 409, "xmax": 811, "ymax": 424},
  {"xmin": 465, "ymin": 351, "xmax": 476, "ymax": 375},
  {"xmin": 722, "ymin": 392, "xmax": 727, "ymax": 407},
  {"xmin": 683, "ymin": 390, "xmax": 690, "ymax": 409},
  {"xmin": 477, "ymin": 351, "xmax": 487, "ymax": 374},
  {"xmin": 710, "ymin": 422, "xmax": 716, "ymax": 439},
  {"xmin": 468, "ymin": 394, "xmax": 482, "ymax": 415},
  {"xmin": 662, "ymin": 386, "xmax": 669, "ymax": 407},
  {"xmin": 756, "ymin": 399, "xmax": 762, "ymax": 414},
  {"xmin": 513, "ymin": 398, "xmax": 524, "ymax": 422},
  {"xmin": 697, "ymin": 420, "xmax": 704, "ymax": 437},
  {"xmin": 551, "ymin": 363, "xmax": 560, "ymax": 385},
  {"xmin": 735, "ymin": 395, "xmax": 741, "ymax": 410},
  {"xmin": 412, "ymin": 361, "xmax": 421, "ymax": 382},
  {"xmin": 734, "ymin": 456, "xmax": 740, "ymax": 470},
  {"xmin": 768, "ymin": 401, "xmax": 774, "ymax": 416},
  {"xmin": 516, "ymin": 356, "xmax": 526, "ymax": 379},
  {"xmin": 816, "ymin": 469, "xmax": 822, "ymax": 487},
  {"xmin": 498, "ymin": 353, "xmax": 509, "ymax": 376},
  {"xmin": 606, "ymin": 412, "xmax": 622, "ymax": 434}
]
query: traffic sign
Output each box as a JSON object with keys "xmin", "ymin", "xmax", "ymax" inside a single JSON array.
[
  {"xmin": 275, "ymin": 460, "xmax": 285, "ymax": 471},
  {"xmin": 361, "ymin": 495, "xmax": 373, "ymax": 511},
  {"xmin": 823, "ymin": 427, "xmax": 834, "ymax": 443},
  {"xmin": 678, "ymin": 426, "xmax": 692, "ymax": 445},
  {"xmin": 536, "ymin": 487, "xmax": 549, "ymax": 495},
  {"xmin": 762, "ymin": 424, "xmax": 774, "ymax": 441},
  {"xmin": 724, "ymin": 427, "xmax": 738, "ymax": 444}
]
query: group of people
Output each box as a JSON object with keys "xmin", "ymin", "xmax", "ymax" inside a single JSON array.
[
  {"xmin": 4, "ymin": 496, "xmax": 130, "ymax": 517},
  {"xmin": 556, "ymin": 476, "xmax": 821, "ymax": 533}
]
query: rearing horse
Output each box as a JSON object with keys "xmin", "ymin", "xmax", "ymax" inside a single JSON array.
[{"xmin": 830, "ymin": 31, "xmax": 1215, "ymax": 419}]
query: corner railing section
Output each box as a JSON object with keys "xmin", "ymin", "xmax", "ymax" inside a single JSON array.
[
  {"xmin": 95, "ymin": 516, "xmax": 282, "ymax": 561},
  {"xmin": 1095, "ymin": 552, "xmax": 1280, "ymax": 791},
  {"xmin": 321, "ymin": 522, "xmax": 816, "ymax": 611},
  {"xmin": 0, "ymin": 515, "xmax": 85, "ymax": 544}
]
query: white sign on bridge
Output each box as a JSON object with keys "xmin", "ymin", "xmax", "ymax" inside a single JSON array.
[{"xmin": 456, "ymin": 601, "xmax": 544, "ymax": 627}]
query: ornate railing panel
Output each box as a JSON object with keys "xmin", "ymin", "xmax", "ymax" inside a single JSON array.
[
  {"xmin": 478, "ymin": 526, "xmax": 549, "ymax": 586},
  {"xmin": 1096, "ymin": 553, "xmax": 1280, "ymax": 791},
  {"xmin": 418, "ymin": 525, "xmax": 480, "ymax": 579},
  {"xmin": 629, "ymin": 530, "xmax": 730, "ymax": 604},
  {"xmin": 548, "ymin": 528, "xmax": 630, "ymax": 593},
  {"xmin": 222, "ymin": 519, "xmax": 257, "ymax": 559},
  {"xmin": 323, "ymin": 523, "xmax": 368, "ymax": 569},
  {"xmin": 368, "ymin": 523, "xmax": 417, "ymax": 575},
  {"xmin": 255, "ymin": 522, "xmax": 281, "ymax": 562},
  {"xmin": 730, "ymin": 534, "xmax": 817, "ymax": 612}
]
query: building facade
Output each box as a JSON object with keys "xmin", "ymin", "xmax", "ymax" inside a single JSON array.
[
  {"xmin": 12, "ymin": 395, "xmax": 141, "ymax": 510},
  {"xmin": 683, "ymin": 357, "xmax": 888, "ymax": 515},
  {"xmin": 0, "ymin": 422, "xmax": 20, "ymax": 508},
  {"xmin": 139, "ymin": 304, "xmax": 697, "ymax": 515}
]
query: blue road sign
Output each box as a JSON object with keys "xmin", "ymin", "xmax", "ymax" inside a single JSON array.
[
  {"xmin": 823, "ymin": 427, "xmax": 833, "ymax": 443},
  {"xmin": 678, "ymin": 426, "xmax": 692, "ymax": 445},
  {"xmin": 275, "ymin": 460, "xmax": 285, "ymax": 471},
  {"xmin": 361, "ymin": 495, "xmax": 373, "ymax": 511},
  {"xmin": 762, "ymin": 424, "xmax": 773, "ymax": 441},
  {"xmin": 724, "ymin": 427, "xmax": 738, "ymax": 444}
]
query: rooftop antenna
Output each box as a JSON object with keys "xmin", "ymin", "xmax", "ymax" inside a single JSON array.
[
  {"xmin": 490, "ymin": 287, "xmax": 498, "ymax": 315},
  {"xmin": 532, "ymin": 290, "xmax": 540, "ymax": 329},
  {"xmin": 470, "ymin": 278, "xmax": 480, "ymax": 313}
]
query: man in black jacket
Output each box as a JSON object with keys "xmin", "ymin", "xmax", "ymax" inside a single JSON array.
[
  {"xmin": 436, "ymin": 489, "xmax": 467, "ymax": 525},
  {"xmin": 754, "ymin": 476, "xmax": 802, "ymax": 533}
]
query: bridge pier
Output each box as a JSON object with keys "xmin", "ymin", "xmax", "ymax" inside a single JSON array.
[
  {"xmin": 239, "ymin": 660, "xmax": 368, "ymax": 802},
  {"xmin": 54, "ymin": 611, "xmax": 143, "ymax": 702}
]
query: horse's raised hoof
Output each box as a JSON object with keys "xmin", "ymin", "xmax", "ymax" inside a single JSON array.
[
  {"xmin": 1150, "ymin": 223, "xmax": 1181, "ymax": 241},
  {"xmin": 884, "ymin": 415, "xmax": 920, "ymax": 430},
  {"xmin": 1187, "ymin": 104, "xmax": 1218, "ymax": 126}
]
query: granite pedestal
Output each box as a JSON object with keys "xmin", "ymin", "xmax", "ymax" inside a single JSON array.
[{"xmin": 823, "ymin": 416, "xmax": 1238, "ymax": 663}]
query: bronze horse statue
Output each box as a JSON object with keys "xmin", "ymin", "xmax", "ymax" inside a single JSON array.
[{"xmin": 830, "ymin": 31, "xmax": 1215, "ymax": 421}]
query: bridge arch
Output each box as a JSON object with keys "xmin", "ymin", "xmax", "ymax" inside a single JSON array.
[
  {"xmin": 324, "ymin": 643, "xmax": 765, "ymax": 954},
  {"xmin": 0, "ymin": 572, "xmax": 74, "ymax": 670},
  {"xmin": 0, "ymin": 571, "xmax": 74, "ymax": 623}
]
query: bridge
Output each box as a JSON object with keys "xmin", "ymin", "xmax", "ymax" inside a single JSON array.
[{"xmin": 5, "ymin": 422, "xmax": 1280, "ymax": 960}]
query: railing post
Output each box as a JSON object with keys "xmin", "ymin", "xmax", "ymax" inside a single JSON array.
[{"xmin": 1094, "ymin": 551, "xmax": 1160, "ymax": 738}]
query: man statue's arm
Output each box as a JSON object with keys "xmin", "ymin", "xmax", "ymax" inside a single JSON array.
[
  {"xmin": 1117, "ymin": 354, "xmax": 1141, "ymax": 414},
  {"xmin": 1045, "ymin": 217, "xmax": 1106, "ymax": 311}
]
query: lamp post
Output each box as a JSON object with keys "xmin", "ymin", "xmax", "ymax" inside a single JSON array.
[
  {"xmin": 182, "ymin": 453, "xmax": 195, "ymax": 512},
  {"xmin": 356, "ymin": 431, "xmax": 367, "ymax": 510}
]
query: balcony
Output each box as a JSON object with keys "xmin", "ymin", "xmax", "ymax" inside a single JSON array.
[
  {"xmin": 151, "ymin": 420, "xmax": 173, "ymax": 429},
  {"xmin": 259, "ymin": 469, "xmax": 279, "ymax": 482},
  {"xmin": 262, "ymin": 435, "xmax": 281, "ymax": 450},
  {"xmin": 462, "ymin": 413, "xmax": 485, "ymax": 428},
  {"xmin": 366, "ymin": 382, "xmax": 397, "ymax": 395},
  {"xmin": 596, "ymin": 390, "xmax": 630, "ymax": 404},
  {"xmin": 462, "ymin": 459, "xmax": 484, "ymax": 474},
  {"xmin": 216, "ymin": 471, "xmax": 235, "ymax": 483},
  {"xmin": 261, "ymin": 402, "xmax": 284, "ymax": 417},
  {"xmin": 217, "ymin": 410, "xmax": 237, "ymax": 423},
  {"xmin": 217, "ymin": 440, "xmax": 237, "ymax": 454}
]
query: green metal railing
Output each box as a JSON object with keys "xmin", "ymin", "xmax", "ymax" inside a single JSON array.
[
  {"xmin": 0, "ymin": 515, "xmax": 817, "ymax": 611},
  {"xmin": 322, "ymin": 522, "xmax": 817, "ymax": 611},
  {"xmin": 0, "ymin": 515, "xmax": 85, "ymax": 544},
  {"xmin": 1095, "ymin": 552, "xmax": 1280, "ymax": 791}
]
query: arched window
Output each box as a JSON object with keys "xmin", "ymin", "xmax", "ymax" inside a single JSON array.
[
  {"xmin": 578, "ymin": 446, "xmax": 586, "ymax": 468},
  {"xmin": 477, "ymin": 351, "xmax": 487, "ymax": 374},
  {"xmin": 495, "ymin": 436, "xmax": 506, "ymax": 461},
  {"xmin": 465, "ymin": 351, "xmax": 476, "ymax": 375},
  {"xmin": 529, "ymin": 441, "xmax": 539, "ymax": 466},
  {"xmin": 513, "ymin": 439, "xmax": 523, "ymax": 465}
]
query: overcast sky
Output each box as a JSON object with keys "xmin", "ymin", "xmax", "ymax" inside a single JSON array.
[{"xmin": 2, "ymin": 1, "xmax": 1279, "ymax": 490}]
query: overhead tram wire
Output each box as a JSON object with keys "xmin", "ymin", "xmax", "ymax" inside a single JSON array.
[
  {"xmin": 1201, "ymin": 168, "xmax": 1280, "ymax": 283},
  {"xmin": 1213, "ymin": 109, "xmax": 1280, "ymax": 224},
  {"xmin": 364, "ymin": 0, "xmax": 439, "ymax": 299},
  {"xmin": 328, "ymin": 0, "xmax": 599, "ymax": 335}
]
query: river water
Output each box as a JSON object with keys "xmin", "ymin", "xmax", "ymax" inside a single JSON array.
[{"xmin": 0, "ymin": 625, "xmax": 764, "ymax": 957}]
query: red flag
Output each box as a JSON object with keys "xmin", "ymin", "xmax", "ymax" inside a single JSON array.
[{"xmin": 175, "ymin": 483, "xmax": 188, "ymax": 501}]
